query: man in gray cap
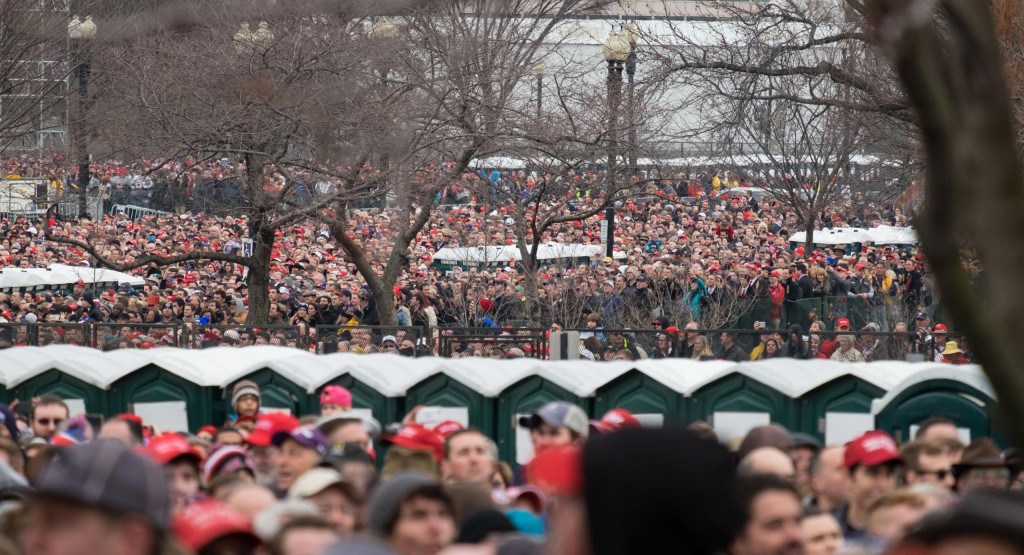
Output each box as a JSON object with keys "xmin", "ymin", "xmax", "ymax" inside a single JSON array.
[
  {"xmin": 18, "ymin": 439, "xmax": 173, "ymax": 555},
  {"xmin": 518, "ymin": 401, "xmax": 588, "ymax": 459}
]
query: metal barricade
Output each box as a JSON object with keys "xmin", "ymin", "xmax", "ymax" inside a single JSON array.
[
  {"xmin": 92, "ymin": 323, "xmax": 185, "ymax": 350},
  {"xmin": 32, "ymin": 322, "xmax": 90, "ymax": 347},
  {"xmin": 0, "ymin": 322, "xmax": 33, "ymax": 349},
  {"xmin": 436, "ymin": 327, "xmax": 548, "ymax": 359},
  {"xmin": 315, "ymin": 325, "xmax": 427, "ymax": 354},
  {"xmin": 109, "ymin": 204, "xmax": 174, "ymax": 220},
  {"xmin": 189, "ymin": 324, "xmax": 313, "ymax": 350}
]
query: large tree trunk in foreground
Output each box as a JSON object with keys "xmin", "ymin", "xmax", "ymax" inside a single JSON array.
[{"xmin": 868, "ymin": 0, "xmax": 1024, "ymax": 449}]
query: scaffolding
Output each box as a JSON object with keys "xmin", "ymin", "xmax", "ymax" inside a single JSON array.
[{"xmin": 0, "ymin": 0, "xmax": 72, "ymax": 152}]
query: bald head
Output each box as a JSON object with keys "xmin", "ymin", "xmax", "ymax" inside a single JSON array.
[
  {"xmin": 738, "ymin": 447, "xmax": 796, "ymax": 478},
  {"xmin": 224, "ymin": 483, "xmax": 277, "ymax": 521}
]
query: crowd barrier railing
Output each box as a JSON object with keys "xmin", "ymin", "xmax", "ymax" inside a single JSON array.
[{"xmin": 0, "ymin": 313, "xmax": 964, "ymax": 362}]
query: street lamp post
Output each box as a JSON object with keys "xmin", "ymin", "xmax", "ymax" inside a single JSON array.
[
  {"xmin": 69, "ymin": 15, "xmax": 96, "ymax": 219},
  {"xmin": 603, "ymin": 30, "xmax": 630, "ymax": 259},
  {"xmin": 370, "ymin": 17, "xmax": 398, "ymax": 83},
  {"xmin": 534, "ymin": 61, "xmax": 545, "ymax": 121},
  {"xmin": 622, "ymin": 24, "xmax": 639, "ymax": 175}
]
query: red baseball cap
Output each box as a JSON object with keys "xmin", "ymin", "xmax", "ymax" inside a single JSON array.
[
  {"xmin": 836, "ymin": 317, "xmax": 851, "ymax": 330},
  {"xmin": 245, "ymin": 413, "xmax": 300, "ymax": 447},
  {"xmin": 197, "ymin": 425, "xmax": 218, "ymax": 437},
  {"xmin": 383, "ymin": 424, "xmax": 444, "ymax": 462},
  {"xmin": 145, "ymin": 433, "xmax": 203, "ymax": 466},
  {"xmin": 844, "ymin": 431, "xmax": 902, "ymax": 468},
  {"xmin": 589, "ymin": 409, "xmax": 640, "ymax": 435},
  {"xmin": 172, "ymin": 500, "xmax": 260, "ymax": 552},
  {"xmin": 933, "ymin": 323, "xmax": 948, "ymax": 332},
  {"xmin": 527, "ymin": 446, "xmax": 582, "ymax": 496},
  {"xmin": 432, "ymin": 420, "xmax": 465, "ymax": 440}
]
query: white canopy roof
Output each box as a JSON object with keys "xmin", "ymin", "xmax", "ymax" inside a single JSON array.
[
  {"xmin": 788, "ymin": 226, "xmax": 918, "ymax": 246},
  {"xmin": 432, "ymin": 243, "xmax": 625, "ymax": 264},
  {"xmin": 0, "ymin": 264, "xmax": 145, "ymax": 292},
  {"xmin": 866, "ymin": 225, "xmax": 918, "ymax": 245}
]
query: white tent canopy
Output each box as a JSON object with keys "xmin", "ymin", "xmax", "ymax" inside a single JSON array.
[
  {"xmin": 432, "ymin": 243, "xmax": 625, "ymax": 265},
  {"xmin": 866, "ymin": 225, "xmax": 918, "ymax": 245},
  {"xmin": 788, "ymin": 226, "xmax": 918, "ymax": 246},
  {"xmin": 0, "ymin": 264, "xmax": 145, "ymax": 292}
]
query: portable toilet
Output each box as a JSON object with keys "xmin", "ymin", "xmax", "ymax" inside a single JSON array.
[
  {"xmin": 312, "ymin": 354, "xmax": 411, "ymax": 428},
  {"xmin": 873, "ymin": 364, "xmax": 998, "ymax": 444},
  {"xmin": 594, "ymin": 360, "xmax": 692, "ymax": 426},
  {"xmin": 106, "ymin": 350, "xmax": 211, "ymax": 433},
  {"xmin": 795, "ymin": 362, "xmax": 919, "ymax": 445},
  {"xmin": 489, "ymin": 359, "xmax": 586, "ymax": 465},
  {"xmin": 686, "ymin": 362, "xmax": 797, "ymax": 441},
  {"xmin": 341, "ymin": 355, "xmax": 448, "ymax": 429},
  {"xmin": 206, "ymin": 347, "xmax": 326, "ymax": 422},
  {"xmin": 4, "ymin": 346, "xmax": 113, "ymax": 418},
  {"xmin": 405, "ymin": 364, "xmax": 495, "ymax": 436}
]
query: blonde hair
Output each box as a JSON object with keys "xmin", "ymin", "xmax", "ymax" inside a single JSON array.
[{"xmin": 691, "ymin": 335, "xmax": 715, "ymax": 359}]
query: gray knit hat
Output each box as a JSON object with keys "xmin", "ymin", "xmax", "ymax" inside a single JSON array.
[
  {"xmin": 367, "ymin": 473, "xmax": 442, "ymax": 537},
  {"xmin": 231, "ymin": 380, "xmax": 261, "ymax": 408}
]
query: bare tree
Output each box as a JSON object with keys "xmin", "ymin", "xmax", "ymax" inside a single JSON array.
[
  {"xmin": 45, "ymin": 1, "xmax": 384, "ymax": 323},
  {"xmin": 323, "ymin": 0, "xmax": 605, "ymax": 326}
]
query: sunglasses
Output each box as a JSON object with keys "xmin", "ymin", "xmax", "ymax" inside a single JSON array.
[{"xmin": 35, "ymin": 418, "xmax": 64, "ymax": 426}]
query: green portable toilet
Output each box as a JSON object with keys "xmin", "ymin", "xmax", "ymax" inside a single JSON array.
[
  {"xmin": 873, "ymin": 364, "xmax": 998, "ymax": 444},
  {"xmin": 405, "ymin": 372, "xmax": 494, "ymax": 436},
  {"xmin": 224, "ymin": 368, "xmax": 309, "ymax": 418},
  {"xmin": 493, "ymin": 359, "xmax": 591, "ymax": 465},
  {"xmin": 313, "ymin": 375, "xmax": 401, "ymax": 428},
  {"xmin": 312, "ymin": 354, "xmax": 407, "ymax": 428},
  {"xmin": 795, "ymin": 362, "xmax": 919, "ymax": 445},
  {"xmin": 336, "ymin": 355, "xmax": 450, "ymax": 429},
  {"xmin": 205, "ymin": 347, "xmax": 328, "ymax": 421},
  {"xmin": 107, "ymin": 352, "xmax": 211, "ymax": 434},
  {"xmin": 0, "ymin": 347, "xmax": 44, "ymax": 404},
  {"xmin": 6, "ymin": 346, "xmax": 113, "ymax": 417},
  {"xmin": 593, "ymin": 363, "xmax": 686, "ymax": 425},
  {"xmin": 687, "ymin": 362, "xmax": 797, "ymax": 440}
]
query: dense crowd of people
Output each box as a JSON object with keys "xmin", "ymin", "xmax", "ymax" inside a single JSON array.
[
  {"xmin": 0, "ymin": 156, "xmax": 980, "ymax": 361},
  {"xmin": 0, "ymin": 384, "xmax": 1020, "ymax": 555}
]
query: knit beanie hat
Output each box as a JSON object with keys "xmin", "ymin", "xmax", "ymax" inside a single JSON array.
[
  {"xmin": 367, "ymin": 472, "xmax": 439, "ymax": 537},
  {"xmin": 231, "ymin": 380, "xmax": 261, "ymax": 408}
]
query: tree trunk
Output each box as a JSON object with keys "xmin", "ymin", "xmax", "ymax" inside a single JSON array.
[
  {"xmin": 803, "ymin": 212, "xmax": 816, "ymax": 253},
  {"xmin": 245, "ymin": 221, "xmax": 274, "ymax": 324},
  {"xmin": 331, "ymin": 219, "xmax": 398, "ymax": 327},
  {"xmin": 867, "ymin": 0, "xmax": 1024, "ymax": 449},
  {"xmin": 518, "ymin": 241, "xmax": 544, "ymax": 326}
]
